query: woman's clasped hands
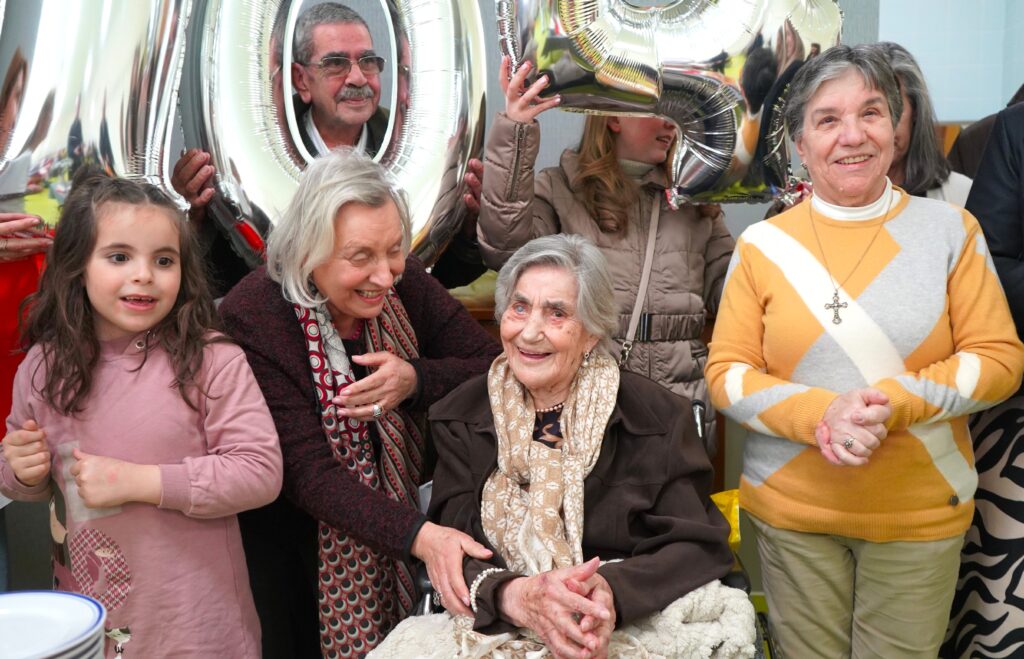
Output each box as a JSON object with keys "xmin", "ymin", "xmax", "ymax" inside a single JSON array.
[
  {"xmin": 498, "ymin": 557, "xmax": 615, "ymax": 659},
  {"xmin": 815, "ymin": 388, "xmax": 892, "ymax": 466}
]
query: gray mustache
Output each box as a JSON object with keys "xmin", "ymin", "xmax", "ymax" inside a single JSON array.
[{"xmin": 336, "ymin": 85, "xmax": 374, "ymax": 102}]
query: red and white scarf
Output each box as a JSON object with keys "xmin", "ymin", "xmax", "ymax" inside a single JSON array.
[{"xmin": 295, "ymin": 290, "xmax": 424, "ymax": 657}]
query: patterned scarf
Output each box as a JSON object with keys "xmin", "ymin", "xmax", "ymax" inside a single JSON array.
[
  {"xmin": 452, "ymin": 352, "xmax": 619, "ymax": 655},
  {"xmin": 295, "ymin": 289, "xmax": 424, "ymax": 658}
]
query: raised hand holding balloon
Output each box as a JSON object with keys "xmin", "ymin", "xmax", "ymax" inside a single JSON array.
[{"xmin": 496, "ymin": 0, "xmax": 842, "ymax": 206}]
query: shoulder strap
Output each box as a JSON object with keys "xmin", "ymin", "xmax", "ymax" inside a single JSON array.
[{"xmin": 619, "ymin": 195, "xmax": 661, "ymax": 367}]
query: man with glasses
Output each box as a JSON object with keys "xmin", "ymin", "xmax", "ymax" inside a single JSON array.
[
  {"xmin": 292, "ymin": 2, "xmax": 389, "ymax": 155},
  {"xmin": 172, "ymin": 1, "xmax": 485, "ymax": 296}
]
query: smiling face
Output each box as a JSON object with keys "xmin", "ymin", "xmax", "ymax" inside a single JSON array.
[
  {"xmin": 311, "ymin": 200, "xmax": 405, "ymax": 337},
  {"xmin": 499, "ymin": 265, "xmax": 599, "ymax": 409},
  {"xmin": 293, "ymin": 21, "xmax": 381, "ymax": 147},
  {"xmin": 795, "ymin": 67, "xmax": 895, "ymax": 206},
  {"xmin": 608, "ymin": 115, "xmax": 676, "ymax": 165},
  {"xmin": 84, "ymin": 202, "xmax": 182, "ymax": 341}
]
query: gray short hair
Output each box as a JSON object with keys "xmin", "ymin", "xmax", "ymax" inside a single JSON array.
[
  {"xmin": 294, "ymin": 2, "xmax": 370, "ymax": 65},
  {"xmin": 783, "ymin": 44, "xmax": 903, "ymax": 144},
  {"xmin": 869, "ymin": 42, "xmax": 950, "ymax": 195},
  {"xmin": 266, "ymin": 147, "xmax": 412, "ymax": 308},
  {"xmin": 494, "ymin": 234, "xmax": 618, "ymax": 355}
]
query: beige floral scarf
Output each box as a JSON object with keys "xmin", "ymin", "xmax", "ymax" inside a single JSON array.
[{"xmin": 480, "ymin": 351, "xmax": 619, "ymax": 574}]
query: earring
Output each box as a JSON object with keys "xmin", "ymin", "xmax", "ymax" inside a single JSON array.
[{"xmin": 582, "ymin": 350, "xmax": 592, "ymax": 368}]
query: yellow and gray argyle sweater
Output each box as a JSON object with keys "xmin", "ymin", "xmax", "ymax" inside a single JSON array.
[{"xmin": 707, "ymin": 187, "xmax": 1024, "ymax": 542}]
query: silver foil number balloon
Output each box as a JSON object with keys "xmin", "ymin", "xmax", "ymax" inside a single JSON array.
[
  {"xmin": 181, "ymin": 0, "xmax": 487, "ymax": 266},
  {"xmin": 0, "ymin": 0, "xmax": 190, "ymax": 219},
  {"xmin": 496, "ymin": 0, "xmax": 842, "ymax": 205}
]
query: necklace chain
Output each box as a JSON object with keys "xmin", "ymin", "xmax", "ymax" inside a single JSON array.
[
  {"xmin": 535, "ymin": 402, "xmax": 565, "ymax": 414},
  {"xmin": 807, "ymin": 190, "xmax": 894, "ymax": 324}
]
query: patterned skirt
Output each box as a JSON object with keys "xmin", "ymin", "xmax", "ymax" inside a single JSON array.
[{"xmin": 943, "ymin": 396, "xmax": 1024, "ymax": 658}]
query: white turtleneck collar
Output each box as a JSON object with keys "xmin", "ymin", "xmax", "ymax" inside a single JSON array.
[{"xmin": 810, "ymin": 178, "xmax": 902, "ymax": 221}]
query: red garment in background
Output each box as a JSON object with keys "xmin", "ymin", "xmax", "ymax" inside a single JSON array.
[{"xmin": 1, "ymin": 254, "xmax": 43, "ymax": 421}]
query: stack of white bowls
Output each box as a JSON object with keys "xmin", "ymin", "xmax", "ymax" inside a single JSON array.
[{"xmin": 0, "ymin": 591, "xmax": 106, "ymax": 658}]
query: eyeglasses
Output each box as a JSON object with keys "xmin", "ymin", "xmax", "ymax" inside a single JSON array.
[{"xmin": 302, "ymin": 55, "xmax": 385, "ymax": 78}]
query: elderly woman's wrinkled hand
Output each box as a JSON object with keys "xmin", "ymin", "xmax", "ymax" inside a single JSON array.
[
  {"xmin": 498, "ymin": 558, "xmax": 612, "ymax": 659},
  {"xmin": 565, "ymin": 571, "xmax": 616, "ymax": 659},
  {"xmin": 0, "ymin": 213, "xmax": 51, "ymax": 262},
  {"xmin": 817, "ymin": 388, "xmax": 891, "ymax": 466},
  {"xmin": 333, "ymin": 351, "xmax": 418, "ymax": 421},
  {"xmin": 500, "ymin": 55, "xmax": 561, "ymax": 125},
  {"xmin": 411, "ymin": 521, "xmax": 493, "ymax": 617}
]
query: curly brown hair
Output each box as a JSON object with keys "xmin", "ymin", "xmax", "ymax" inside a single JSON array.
[{"xmin": 20, "ymin": 167, "xmax": 223, "ymax": 415}]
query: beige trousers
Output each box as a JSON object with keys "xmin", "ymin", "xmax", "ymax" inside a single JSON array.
[{"xmin": 749, "ymin": 515, "xmax": 963, "ymax": 659}]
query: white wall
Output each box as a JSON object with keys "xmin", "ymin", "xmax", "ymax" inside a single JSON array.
[
  {"xmin": 1003, "ymin": 1, "xmax": 1024, "ymax": 103},
  {"xmin": 879, "ymin": 0, "xmax": 1008, "ymax": 121}
]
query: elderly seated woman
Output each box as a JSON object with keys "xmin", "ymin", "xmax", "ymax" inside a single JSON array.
[{"xmin": 372, "ymin": 234, "xmax": 754, "ymax": 658}]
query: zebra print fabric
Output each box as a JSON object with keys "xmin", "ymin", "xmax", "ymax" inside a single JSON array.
[{"xmin": 943, "ymin": 396, "xmax": 1024, "ymax": 658}]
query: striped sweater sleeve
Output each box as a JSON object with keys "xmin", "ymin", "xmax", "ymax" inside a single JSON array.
[
  {"xmin": 873, "ymin": 212, "xmax": 1024, "ymax": 430},
  {"xmin": 706, "ymin": 238, "xmax": 839, "ymax": 446}
]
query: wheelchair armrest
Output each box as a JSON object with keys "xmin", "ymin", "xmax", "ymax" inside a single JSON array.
[{"xmin": 415, "ymin": 563, "xmax": 440, "ymax": 616}]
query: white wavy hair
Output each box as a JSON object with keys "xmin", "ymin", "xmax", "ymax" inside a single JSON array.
[
  {"xmin": 265, "ymin": 147, "xmax": 412, "ymax": 308},
  {"xmin": 495, "ymin": 234, "xmax": 618, "ymax": 356}
]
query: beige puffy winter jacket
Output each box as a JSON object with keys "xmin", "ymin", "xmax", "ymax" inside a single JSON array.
[{"xmin": 478, "ymin": 113, "xmax": 735, "ymax": 452}]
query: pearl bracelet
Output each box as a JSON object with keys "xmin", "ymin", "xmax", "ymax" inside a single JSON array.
[{"xmin": 469, "ymin": 567, "xmax": 506, "ymax": 614}]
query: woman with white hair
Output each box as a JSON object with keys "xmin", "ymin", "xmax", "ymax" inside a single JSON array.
[
  {"xmin": 373, "ymin": 234, "xmax": 752, "ymax": 658},
  {"xmin": 219, "ymin": 148, "xmax": 501, "ymax": 658}
]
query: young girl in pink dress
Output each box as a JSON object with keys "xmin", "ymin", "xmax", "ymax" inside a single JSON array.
[{"xmin": 0, "ymin": 171, "xmax": 283, "ymax": 657}]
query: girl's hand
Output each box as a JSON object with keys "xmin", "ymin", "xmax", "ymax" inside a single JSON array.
[
  {"xmin": 498, "ymin": 558, "xmax": 611, "ymax": 659},
  {"xmin": 410, "ymin": 521, "xmax": 493, "ymax": 617},
  {"xmin": 2, "ymin": 419, "xmax": 50, "ymax": 486},
  {"xmin": 70, "ymin": 449, "xmax": 161, "ymax": 508},
  {"xmin": 333, "ymin": 352, "xmax": 418, "ymax": 421},
  {"xmin": 500, "ymin": 55, "xmax": 561, "ymax": 124},
  {"xmin": 0, "ymin": 213, "xmax": 52, "ymax": 262}
]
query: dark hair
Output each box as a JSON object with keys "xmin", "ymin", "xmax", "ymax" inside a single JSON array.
[
  {"xmin": 21, "ymin": 167, "xmax": 223, "ymax": 415},
  {"xmin": 1, "ymin": 48, "xmax": 28, "ymax": 154},
  {"xmin": 870, "ymin": 42, "xmax": 950, "ymax": 195},
  {"xmin": 741, "ymin": 47, "xmax": 779, "ymax": 115}
]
